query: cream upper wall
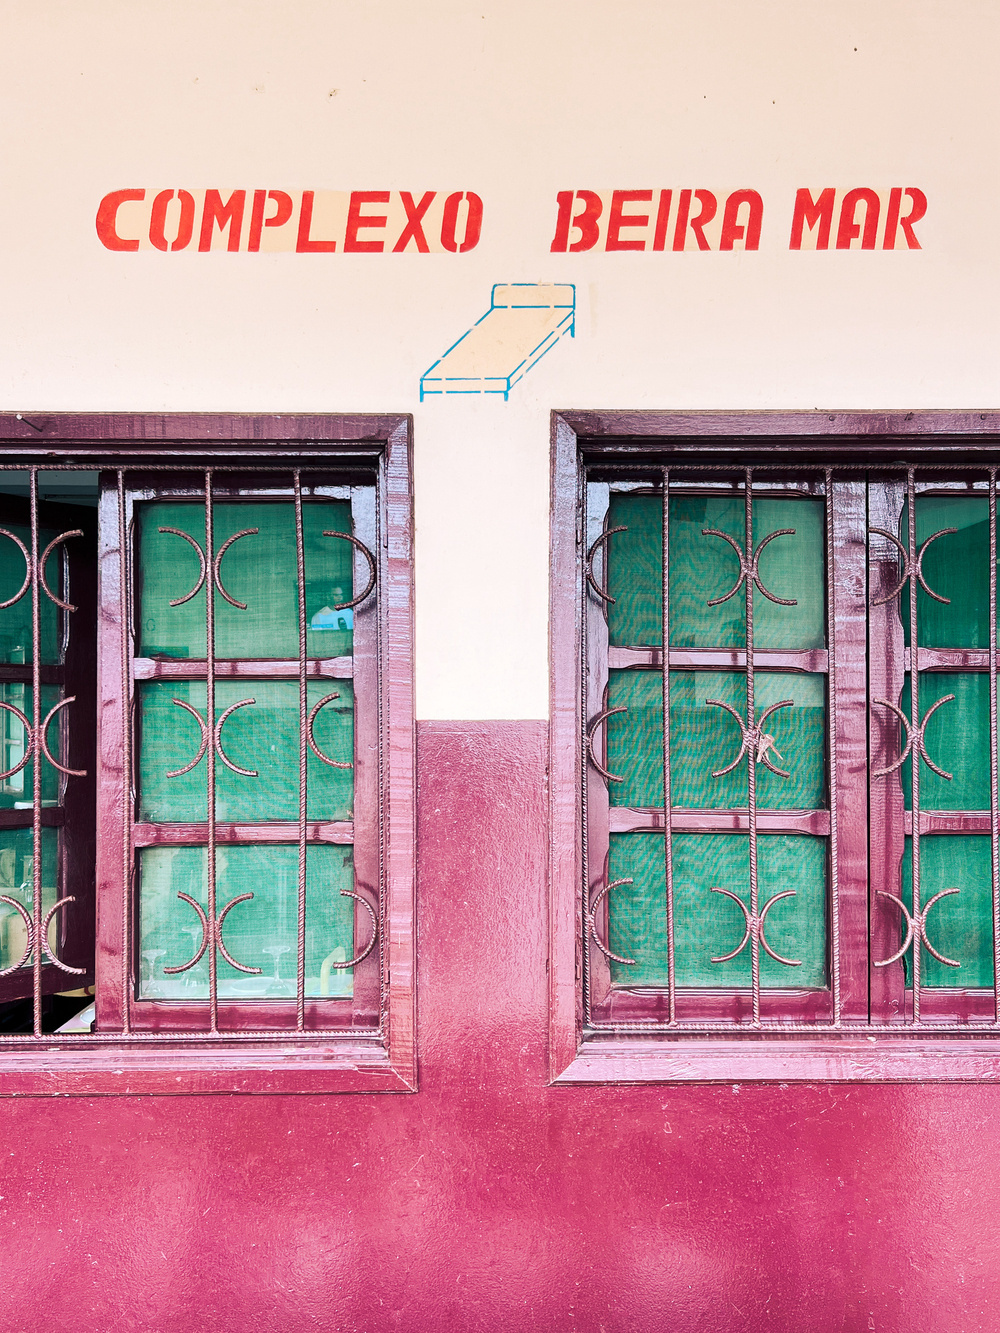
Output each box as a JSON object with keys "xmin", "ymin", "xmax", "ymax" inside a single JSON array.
[{"xmin": 1, "ymin": 1, "xmax": 997, "ymax": 717}]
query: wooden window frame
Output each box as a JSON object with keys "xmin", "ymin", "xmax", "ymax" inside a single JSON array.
[
  {"xmin": 0, "ymin": 413, "xmax": 415, "ymax": 1096},
  {"xmin": 549, "ymin": 409, "xmax": 1000, "ymax": 1084}
]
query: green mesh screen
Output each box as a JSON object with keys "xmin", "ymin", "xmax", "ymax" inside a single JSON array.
[
  {"xmin": 138, "ymin": 679, "xmax": 354, "ymax": 823},
  {"xmin": 138, "ymin": 843, "xmax": 356, "ymax": 1000},
  {"xmin": 606, "ymin": 670, "xmax": 826, "ymax": 810},
  {"xmin": 0, "ymin": 828, "xmax": 59, "ymax": 972},
  {"xmin": 138, "ymin": 501, "xmax": 355, "ymax": 660},
  {"xmin": 0, "ymin": 684, "xmax": 62, "ymax": 810},
  {"xmin": 607, "ymin": 832, "xmax": 827, "ymax": 987},
  {"xmin": 901, "ymin": 835, "xmax": 993, "ymax": 988},
  {"xmin": 0, "ymin": 523, "xmax": 60, "ymax": 664},
  {"xmin": 899, "ymin": 496, "xmax": 990, "ymax": 650},
  {"xmin": 606, "ymin": 493, "xmax": 825, "ymax": 650},
  {"xmin": 900, "ymin": 673, "xmax": 989, "ymax": 811}
]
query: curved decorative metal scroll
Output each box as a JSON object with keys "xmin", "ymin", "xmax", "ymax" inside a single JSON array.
[
  {"xmin": 873, "ymin": 888, "xmax": 960, "ymax": 969},
  {"xmin": 585, "ymin": 526, "xmax": 628, "ymax": 605},
  {"xmin": 709, "ymin": 887, "xmax": 801, "ymax": 967},
  {"xmin": 705, "ymin": 698, "xmax": 793, "ymax": 779},
  {"xmin": 158, "ymin": 528, "xmax": 207, "ymax": 607},
  {"xmin": 0, "ymin": 529, "xmax": 31, "ymax": 610},
  {"xmin": 702, "ymin": 527, "xmax": 798, "ymax": 608},
  {"xmin": 586, "ymin": 705, "xmax": 628, "ymax": 783},
  {"xmin": 868, "ymin": 526, "xmax": 955, "ymax": 607},
  {"xmin": 0, "ymin": 696, "xmax": 87, "ymax": 781},
  {"xmin": 214, "ymin": 529, "xmax": 260, "ymax": 609},
  {"xmin": 0, "ymin": 893, "xmax": 84, "ymax": 977},
  {"xmin": 870, "ymin": 693, "xmax": 954, "ymax": 780},
  {"xmin": 306, "ymin": 692, "xmax": 352, "ymax": 770},
  {"xmin": 587, "ymin": 877, "xmax": 636, "ymax": 965},
  {"xmin": 158, "ymin": 525, "xmax": 259, "ymax": 609},
  {"xmin": 163, "ymin": 889, "xmax": 263, "ymax": 976},
  {"xmin": 326, "ymin": 889, "xmax": 379, "ymax": 969},
  {"xmin": 167, "ymin": 697, "xmax": 258, "ymax": 779},
  {"xmin": 0, "ymin": 525, "xmax": 81, "ymax": 612},
  {"xmin": 323, "ymin": 531, "xmax": 377, "ymax": 610}
]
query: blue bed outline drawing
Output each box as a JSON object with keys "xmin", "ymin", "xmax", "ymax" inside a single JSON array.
[{"xmin": 419, "ymin": 283, "xmax": 576, "ymax": 402}]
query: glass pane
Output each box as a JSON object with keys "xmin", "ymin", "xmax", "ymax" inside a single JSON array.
[
  {"xmin": 138, "ymin": 843, "xmax": 356, "ymax": 1000},
  {"xmin": 606, "ymin": 670, "xmax": 826, "ymax": 809},
  {"xmin": 0, "ymin": 684, "xmax": 62, "ymax": 810},
  {"xmin": 0, "ymin": 523, "xmax": 61, "ymax": 664},
  {"xmin": 607, "ymin": 493, "xmax": 825, "ymax": 650},
  {"xmin": 138, "ymin": 679, "xmax": 354, "ymax": 823},
  {"xmin": 0, "ymin": 828, "xmax": 59, "ymax": 972},
  {"xmin": 902, "ymin": 835, "xmax": 993, "ymax": 988},
  {"xmin": 900, "ymin": 673, "xmax": 989, "ymax": 811},
  {"xmin": 138, "ymin": 501, "xmax": 355, "ymax": 660},
  {"xmin": 899, "ymin": 497, "xmax": 990, "ymax": 650},
  {"xmin": 607, "ymin": 831, "xmax": 827, "ymax": 988}
]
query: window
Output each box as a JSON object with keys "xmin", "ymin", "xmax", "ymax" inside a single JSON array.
[
  {"xmin": 550, "ymin": 411, "xmax": 1000, "ymax": 1082},
  {"xmin": 0, "ymin": 414, "xmax": 415, "ymax": 1095}
]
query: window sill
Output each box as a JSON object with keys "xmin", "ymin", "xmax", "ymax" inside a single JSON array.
[
  {"xmin": 0, "ymin": 1036, "xmax": 415, "ymax": 1096},
  {"xmin": 552, "ymin": 1033, "xmax": 1000, "ymax": 1084}
]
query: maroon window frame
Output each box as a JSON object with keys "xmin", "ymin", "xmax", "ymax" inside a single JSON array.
[
  {"xmin": 0, "ymin": 414, "xmax": 415, "ymax": 1096},
  {"xmin": 550, "ymin": 410, "xmax": 1000, "ymax": 1083}
]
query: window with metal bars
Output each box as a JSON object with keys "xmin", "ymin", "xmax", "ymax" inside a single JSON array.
[
  {"xmin": 550, "ymin": 412, "xmax": 1000, "ymax": 1083},
  {"xmin": 0, "ymin": 415, "xmax": 414, "ymax": 1096}
]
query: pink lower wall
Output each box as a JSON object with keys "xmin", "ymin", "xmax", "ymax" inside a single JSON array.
[{"xmin": 1, "ymin": 720, "xmax": 998, "ymax": 1331}]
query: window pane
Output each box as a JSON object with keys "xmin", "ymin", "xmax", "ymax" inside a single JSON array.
[
  {"xmin": 607, "ymin": 831, "xmax": 827, "ymax": 988},
  {"xmin": 607, "ymin": 493, "xmax": 825, "ymax": 650},
  {"xmin": 901, "ymin": 496, "xmax": 990, "ymax": 650},
  {"xmin": 902, "ymin": 835, "xmax": 993, "ymax": 988},
  {"xmin": 0, "ymin": 523, "xmax": 61, "ymax": 664},
  {"xmin": 138, "ymin": 501, "xmax": 355, "ymax": 659},
  {"xmin": 606, "ymin": 669, "xmax": 826, "ymax": 809},
  {"xmin": 901, "ymin": 672, "xmax": 989, "ymax": 811},
  {"xmin": 138, "ymin": 679, "xmax": 354, "ymax": 823},
  {"xmin": 0, "ymin": 828, "xmax": 59, "ymax": 972},
  {"xmin": 138, "ymin": 843, "xmax": 356, "ymax": 1000}
]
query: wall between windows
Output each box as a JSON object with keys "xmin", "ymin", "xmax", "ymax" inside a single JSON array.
[{"xmin": 3, "ymin": 1, "xmax": 999, "ymax": 717}]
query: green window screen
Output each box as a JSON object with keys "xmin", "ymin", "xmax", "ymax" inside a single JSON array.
[
  {"xmin": 138, "ymin": 501, "xmax": 355, "ymax": 660},
  {"xmin": 138, "ymin": 679, "xmax": 354, "ymax": 824},
  {"xmin": 0, "ymin": 828, "xmax": 59, "ymax": 973},
  {"xmin": 900, "ymin": 672, "xmax": 990, "ymax": 811},
  {"xmin": 0, "ymin": 523, "xmax": 61, "ymax": 664},
  {"xmin": 902, "ymin": 836, "xmax": 993, "ymax": 988},
  {"xmin": 606, "ymin": 493, "xmax": 825, "ymax": 650},
  {"xmin": 607, "ymin": 832, "xmax": 827, "ymax": 988},
  {"xmin": 138, "ymin": 844, "xmax": 356, "ymax": 1000},
  {"xmin": 606, "ymin": 670, "xmax": 826, "ymax": 810},
  {"xmin": 0, "ymin": 683, "xmax": 62, "ymax": 810},
  {"xmin": 900, "ymin": 496, "xmax": 990, "ymax": 650}
]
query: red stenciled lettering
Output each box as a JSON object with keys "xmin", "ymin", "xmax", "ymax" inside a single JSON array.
[
  {"xmin": 672, "ymin": 189, "xmax": 691, "ymax": 251},
  {"xmin": 688, "ymin": 190, "xmax": 717, "ymax": 250},
  {"xmin": 837, "ymin": 188, "xmax": 880, "ymax": 250},
  {"xmin": 248, "ymin": 190, "xmax": 293, "ymax": 252},
  {"xmin": 199, "ymin": 189, "xmax": 246, "ymax": 252},
  {"xmin": 550, "ymin": 191, "xmax": 575, "ymax": 253},
  {"xmin": 789, "ymin": 188, "xmax": 835, "ymax": 250},
  {"xmin": 652, "ymin": 190, "xmax": 672, "ymax": 251},
  {"xmin": 296, "ymin": 191, "xmax": 337, "ymax": 252},
  {"xmin": 440, "ymin": 192, "xmax": 483, "ymax": 252},
  {"xmin": 719, "ymin": 189, "xmax": 762, "ymax": 251},
  {"xmin": 344, "ymin": 191, "xmax": 390, "ymax": 252},
  {"xmin": 899, "ymin": 188, "xmax": 927, "ymax": 249},
  {"xmin": 95, "ymin": 189, "xmax": 145, "ymax": 251},
  {"xmin": 568, "ymin": 192, "xmax": 602, "ymax": 253},
  {"xmin": 882, "ymin": 187, "xmax": 903, "ymax": 251},
  {"xmin": 148, "ymin": 190, "xmax": 195, "ymax": 252},
  {"xmin": 605, "ymin": 190, "xmax": 652, "ymax": 251},
  {"xmin": 393, "ymin": 192, "xmax": 436, "ymax": 253}
]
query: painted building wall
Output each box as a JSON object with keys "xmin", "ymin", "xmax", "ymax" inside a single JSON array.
[{"xmin": 2, "ymin": 4, "xmax": 999, "ymax": 1328}]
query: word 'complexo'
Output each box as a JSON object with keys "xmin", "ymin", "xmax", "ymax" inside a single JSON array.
[
  {"xmin": 549, "ymin": 188, "xmax": 927, "ymax": 252},
  {"xmin": 96, "ymin": 190, "xmax": 484, "ymax": 253}
]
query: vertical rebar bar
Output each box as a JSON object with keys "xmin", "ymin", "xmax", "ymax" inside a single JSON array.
[
  {"xmin": 294, "ymin": 470, "xmax": 308, "ymax": 1029},
  {"xmin": 118, "ymin": 470, "xmax": 132, "ymax": 1033},
  {"xmin": 661, "ymin": 468, "xmax": 676, "ymax": 1024},
  {"xmin": 990, "ymin": 469, "xmax": 999, "ymax": 1023},
  {"xmin": 29, "ymin": 469, "xmax": 41, "ymax": 1036},
  {"xmin": 907, "ymin": 467, "xmax": 921, "ymax": 1023},
  {"xmin": 745, "ymin": 468, "xmax": 760, "ymax": 1026},
  {"xmin": 826, "ymin": 468, "xmax": 841, "ymax": 1026},
  {"xmin": 204, "ymin": 469, "xmax": 218, "ymax": 1032}
]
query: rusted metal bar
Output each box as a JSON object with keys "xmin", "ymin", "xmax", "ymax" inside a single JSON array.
[
  {"xmin": 29, "ymin": 469, "xmax": 41, "ymax": 1035},
  {"xmin": 204, "ymin": 469, "xmax": 219, "ymax": 1032},
  {"xmin": 118, "ymin": 470, "xmax": 132, "ymax": 1033},
  {"xmin": 826, "ymin": 468, "xmax": 842, "ymax": 1025},
  {"xmin": 294, "ymin": 470, "xmax": 308, "ymax": 1029},
  {"xmin": 907, "ymin": 468, "xmax": 922, "ymax": 1022},
  {"xmin": 991, "ymin": 469, "xmax": 999, "ymax": 1023},
  {"xmin": 744, "ymin": 468, "xmax": 761, "ymax": 1026},
  {"xmin": 661, "ymin": 467, "xmax": 676, "ymax": 1024}
]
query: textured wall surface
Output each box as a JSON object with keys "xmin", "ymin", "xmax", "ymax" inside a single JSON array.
[{"xmin": 1, "ymin": 721, "xmax": 997, "ymax": 1332}]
